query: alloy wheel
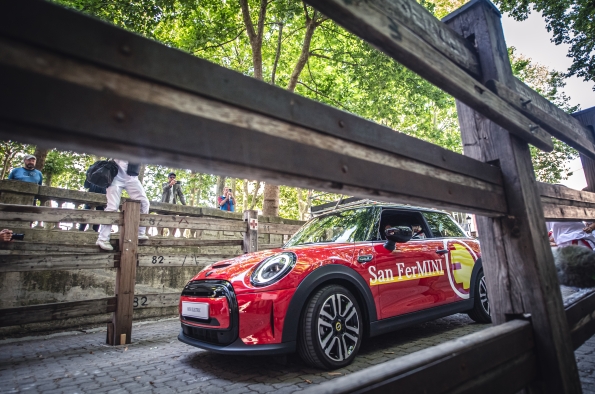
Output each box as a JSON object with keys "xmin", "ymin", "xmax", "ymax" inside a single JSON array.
[
  {"xmin": 479, "ymin": 275, "xmax": 490, "ymax": 316},
  {"xmin": 317, "ymin": 293, "xmax": 360, "ymax": 362}
]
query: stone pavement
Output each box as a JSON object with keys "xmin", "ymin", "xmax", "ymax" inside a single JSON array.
[{"xmin": 0, "ymin": 315, "xmax": 593, "ymax": 393}]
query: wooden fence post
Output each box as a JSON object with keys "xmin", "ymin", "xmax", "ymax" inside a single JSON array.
[
  {"xmin": 243, "ymin": 210, "xmax": 258, "ymax": 253},
  {"xmin": 444, "ymin": 1, "xmax": 581, "ymax": 392},
  {"xmin": 107, "ymin": 200, "xmax": 140, "ymax": 346}
]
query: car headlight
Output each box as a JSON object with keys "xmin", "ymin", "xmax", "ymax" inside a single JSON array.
[{"xmin": 250, "ymin": 252, "xmax": 297, "ymax": 287}]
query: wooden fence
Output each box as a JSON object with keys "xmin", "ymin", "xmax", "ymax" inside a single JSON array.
[
  {"xmin": 1, "ymin": 0, "xmax": 595, "ymax": 391},
  {"xmin": 0, "ymin": 200, "xmax": 301, "ymax": 344}
]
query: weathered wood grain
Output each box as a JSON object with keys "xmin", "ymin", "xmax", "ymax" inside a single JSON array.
[
  {"xmin": 565, "ymin": 292, "xmax": 595, "ymax": 350},
  {"xmin": 0, "ymin": 297, "xmax": 116, "ymax": 327},
  {"xmin": 133, "ymin": 293, "xmax": 179, "ymax": 309},
  {"xmin": 139, "ymin": 214, "xmax": 246, "ymax": 232},
  {"xmin": 259, "ymin": 243, "xmax": 284, "ymax": 250},
  {"xmin": 300, "ymin": 320, "xmax": 534, "ymax": 394},
  {"xmin": 446, "ymin": 2, "xmax": 581, "ymax": 392},
  {"xmin": 243, "ymin": 210, "xmax": 258, "ymax": 253},
  {"xmin": 0, "ymin": 204, "xmax": 121, "ymax": 225},
  {"xmin": 141, "ymin": 238, "xmax": 243, "ymax": 247},
  {"xmin": 542, "ymin": 202, "xmax": 595, "ymax": 221},
  {"xmin": 305, "ymin": 0, "xmax": 552, "ymax": 151},
  {"xmin": 0, "ymin": 241, "xmax": 100, "ymax": 254},
  {"xmin": 259, "ymin": 222, "xmax": 301, "ymax": 235},
  {"xmin": 0, "ymin": 253, "xmax": 117, "ymax": 272},
  {"xmin": 111, "ymin": 201, "xmax": 140, "ymax": 346},
  {"xmin": 538, "ymin": 182, "xmax": 595, "ymax": 204},
  {"xmin": 486, "ymin": 79, "xmax": 595, "ymax": 159},
  {"xmin": 137, "ymin": 254, "xmax": 234, "ymax": 267}
]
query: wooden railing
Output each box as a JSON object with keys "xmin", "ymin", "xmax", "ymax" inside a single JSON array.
[
  {"xmin": 1, "ymin": 0, "xmax": 595, "ymax": 391},
  {"xmin": 0, "ymin": 201, "xmax": 301, "ymax": 343}
]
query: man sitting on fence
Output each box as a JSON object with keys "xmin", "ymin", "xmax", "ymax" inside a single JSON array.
[
  {"xmin": 7, "ymin": 154, "xmax": 43, "ymax": 185},
  {"xmin": 96, "ymin": 160, "xmax": 150, "ymax": 251}
]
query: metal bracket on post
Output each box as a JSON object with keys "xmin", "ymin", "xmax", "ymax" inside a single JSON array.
[{"xmin": 243, "ymin": 210, "xmax": 258, "ymax": 254}]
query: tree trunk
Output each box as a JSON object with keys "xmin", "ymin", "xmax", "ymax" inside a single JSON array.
[
  {"xmin": 262, "ymin": 183, "xmax": 279, "ymax": 216},
  {"xmin": 1, "ymin": 148, "xmax": 14, "ymax": 179},
  {"xmin": 215, "ymin": 175, "xmax": 226, "ymax": 206},
  {"xmin": 230, "ymin": 178, "xmax": 237, "ymax": 196},
  {"xmin": 243, "ymin": 179, "xmax": 249, "ymax": 212},
  {"xmin": 137, "ymin": 164, "xmax": 146, "ymax": 183},
  {"xmin": 263, "ymin": 5, "xmax": 323, "ymax": 217},
  {"xmin": 249, "ymin": 181, "xmax": 262, "ymax": 210},
  {"xmin": 33, "ymin": 147, "xmax": 49, "ymax": 171}
]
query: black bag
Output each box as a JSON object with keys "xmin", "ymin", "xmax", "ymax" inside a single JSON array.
[{"xmin": 86, "ymin": 160, "xmax": 119, "ymax": 188}]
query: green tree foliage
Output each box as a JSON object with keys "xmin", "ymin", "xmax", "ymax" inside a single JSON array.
[
  {"xmin": 495, "ymin": 0, "xmax": 595, "ymax": 90},
  {"xmin": 36, "ymin": 0, "xmax": 584, "ymax": 218}
]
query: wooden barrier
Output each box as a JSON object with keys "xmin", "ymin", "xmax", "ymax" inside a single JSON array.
[
  {"xmin": 0, "ymin": 0, "xmax": 594, "ymax": 391},
  {"xmin": 0, "ymin": 297, "xmax": 117, "ymax": 328},
  {"xmin": 301, "ymin": 320, "xmax": 536, "ymax": 394},
  {"xmin": 0, "ymin": 200, "xmax": 301, "ymax": 343}
]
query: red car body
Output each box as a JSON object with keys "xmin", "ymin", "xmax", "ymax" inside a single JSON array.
[{"xmin": 178, "ymin": 203, "xmax": 487, "ymax": 366}]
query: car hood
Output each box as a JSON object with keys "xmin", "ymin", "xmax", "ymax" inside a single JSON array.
[{"xmin": 189, "ymin": 242, "xmax": 355, "ymax": 294}]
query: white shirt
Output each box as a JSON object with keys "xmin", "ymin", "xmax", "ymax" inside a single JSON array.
[{"xmin": 547, "ymin": 221, "xmax": 595, "ymax": 244}]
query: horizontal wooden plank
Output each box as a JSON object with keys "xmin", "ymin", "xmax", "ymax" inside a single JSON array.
[
  {"xmin": 141, "ymin": 238, "xmax": 243, "ymax": 247},
  {"xmin": 133, "ymin": 293, "xmax": 179, "ymax": 309},
  {"xmin": 541, "ymin": 202, "xmax": 595, "ymax": 221},
  {"xmin": 0, "ymin": 297, "xmax": 116, "ymax": 327},
  {"xmin": 137, "ymin": 254, "xmax": 235, "ymax": 267},
  {"xmin": 0, "ymin": 62, "xmax": 507, "ymax": 217},
  {"xmin": 0, "ymin": 204, "xmax": 121, "ymax": 225},
  {"xmin": 300, "ymin": 319, "xmax": 534, "ymax": 394},
  {"xmin": 539, "ymin": 182, "xmax": 595, "ymax": 204},
  {"xmin": 0, "ymin": 253, "xmax": 118, "ymax": 272},
  {"xmin": 259, "ymin": 243, "xmax": 284, "ymax": 250},
  {"xmin": 139, "ymin": 214, "xmax": 246, "ymax": 232},
  {"xmin": 306, "ymin": 0, "xmax": 553, "ymax": 151},
  {"xmin": 565, "ymin": 292, "xmax": 595, "ymax": 349},
  {"xmin": 37, "ymin": 184, "xmax": 107, "ymax": 205},
  {"xmin": 259, "ymin": 223, "xmax": 302, "ymax": 235},
  {"xmin": 487, "ymin": 79, "xmax": 595, "ymax": 159},
  {"xmin": 0, "ymin": 0, "xmax": 503, "ymax": 188},
  {"xmin": 515, "ymin": 78, "xmax": 595, "ymax": 147},
  {"xmin": 0, "ymin": 241, "xmax": 100, "ymax": 254}
]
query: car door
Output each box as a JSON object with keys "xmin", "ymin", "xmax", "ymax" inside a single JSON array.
[
  {"xmin": 422, "ymin": 211, "xmax": 478, "ymax": 302},
  {"xmin": 372, "ymin": 210, "xmax": 452, "ymax": 319}
]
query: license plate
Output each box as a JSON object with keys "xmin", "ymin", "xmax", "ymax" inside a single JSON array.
[{"xmin": 182, "ymin": 301, "xmax": 209, "ymax": 319}]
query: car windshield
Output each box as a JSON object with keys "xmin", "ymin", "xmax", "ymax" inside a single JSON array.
[{"xmin": 285, "ymin": 207, "xmax": 377, "ymax": 247}]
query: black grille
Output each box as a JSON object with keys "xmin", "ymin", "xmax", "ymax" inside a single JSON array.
[
  {"xmin": 180, "ymin": 280, "xmax": 238, "ymax": 346},
  {"xmin": 182, "ymin": 324, "xmax": 236, "ymax": 345}
]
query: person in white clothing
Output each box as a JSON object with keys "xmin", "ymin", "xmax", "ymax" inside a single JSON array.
[
  {"xmin": 96, "ymin": 160, "xmax": 150, "ymax": 251},
  {"xmin": 547, "ymin": 221, "xmax": 595, "ymax": 250}
]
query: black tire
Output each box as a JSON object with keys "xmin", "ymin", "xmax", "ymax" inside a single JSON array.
[
  {"xmin": 298, "ymin": 285, "xmax": 363, "ymax": 369},
  {"xmin": 467, "ymin": 269, "xmax": 492, "ymax": 323}
]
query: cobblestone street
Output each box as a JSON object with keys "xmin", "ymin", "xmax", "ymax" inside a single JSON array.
[{"xmin": 1, "ymin": 316, "xmax": 594, "ymax": 393}]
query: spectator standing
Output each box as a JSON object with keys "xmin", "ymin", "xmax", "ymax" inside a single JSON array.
[
  {"xmin": 79, "ymin": 179, "xmax": 107, "ymax": 232},
  {"xmin": 96, "ymin": 160, "xmax": 150, "ymax": 251},
  {"xmin": 8, "ymin": 154, "xmax": 43, "ymax": 185},
  {"xmin": 161, "ymin": 173, "xmax": 186, "ymax": 205},
  {"xmin": 218, "ymin": 186, "xmax": 235, "ymax": 212}
]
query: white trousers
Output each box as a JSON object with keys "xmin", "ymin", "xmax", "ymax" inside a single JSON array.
[{"xmin": 98, "ymin": 177, "xmax": 150, "ymax": 241}]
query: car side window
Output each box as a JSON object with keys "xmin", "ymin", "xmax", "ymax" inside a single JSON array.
[
  {"xmin": 379, "ymin": 210, "xmax": 428, "ymax": 240},
  {"xmin": 422, "ymin": 212, "xmax": 466, "ymax": 238}
]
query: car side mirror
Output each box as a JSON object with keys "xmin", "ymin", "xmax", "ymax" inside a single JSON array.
[{"xmin": 384, "ymin": 226, "xmax": 413, "ymax": 251}]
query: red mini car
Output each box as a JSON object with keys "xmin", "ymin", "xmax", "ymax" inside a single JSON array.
[{"xmin": 178, "ymin": 203, "xmax": 490, "ymax": 369}]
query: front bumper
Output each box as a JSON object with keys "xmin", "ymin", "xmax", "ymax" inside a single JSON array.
[{"xmin": 178, "ymin": 329, "xmax": 296, "ymax": 355}]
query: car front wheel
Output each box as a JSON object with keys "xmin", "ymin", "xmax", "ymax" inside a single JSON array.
[
  {"xmin": 467, "ymin": 269, "xmax": 491, "ymax": 323},
  {"xmin": 298, "ymin": 285, "xmax": 363, "ymax": 369}
]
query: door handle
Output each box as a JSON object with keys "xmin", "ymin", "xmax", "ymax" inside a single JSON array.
[
  {"xmin": 435, "ymin": 249, "xmax": 449, "ymax": 255},
  {"xmin": 357, "ymin": 254, "xmax": 373, "ymax": 263}
]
